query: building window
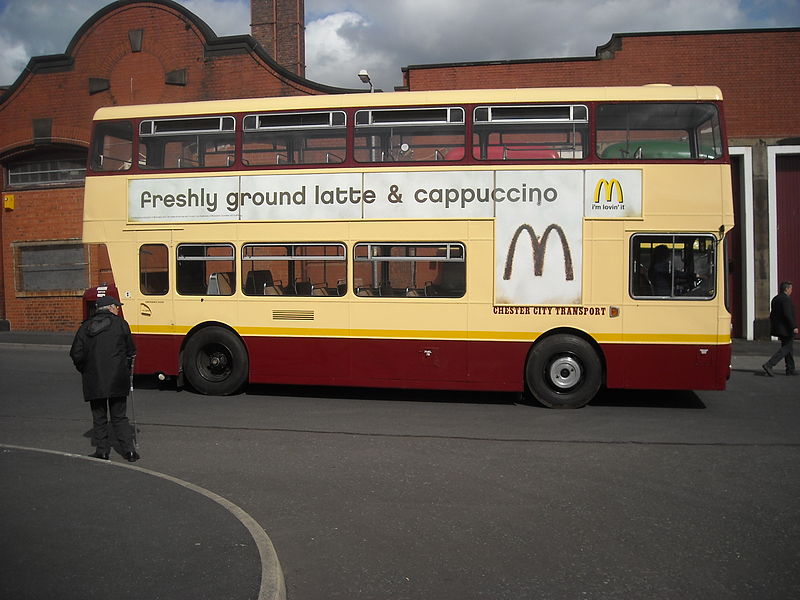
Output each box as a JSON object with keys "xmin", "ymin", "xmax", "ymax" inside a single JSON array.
[
  {"xmin": 14, "ymin": 242, "xmax": 88, "ymax": 294},
  {"xmin": 6, "ymin": 155, "xmax": 87, "ymax": 188}
]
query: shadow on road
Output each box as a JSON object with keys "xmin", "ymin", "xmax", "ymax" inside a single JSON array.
[{"xmin": 134, "ymin": 373, "xmax": 706, "ymax": 410}]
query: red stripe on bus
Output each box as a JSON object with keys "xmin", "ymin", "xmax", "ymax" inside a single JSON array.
[{"xmin": 132, "ymin": 332, "xmax": 730, "ymax": 393}]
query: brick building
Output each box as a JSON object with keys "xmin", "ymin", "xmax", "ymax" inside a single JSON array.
[
  {"xmin": 401, "ymin": 29, "xmax": 800, "ymax": 339},
  {"xmin": 1, "ymin": 1, "xmax": 797, "ymax": 340},
  {"xmin": 0, "ymin": 0, "xmax": 350, "ymax": 331}
]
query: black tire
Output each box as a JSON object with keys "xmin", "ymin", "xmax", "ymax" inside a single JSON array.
[
  {"xmin": 525, "ymin": 334, "xmax": 601, "ymax": 408},
  {"xmin": 183, "ymin": 326, "xmax": 248, "ymax": 395}
]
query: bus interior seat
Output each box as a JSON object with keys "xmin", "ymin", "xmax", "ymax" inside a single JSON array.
[
  {"xmin": 244, "ymin": 269, "xmax": 278, "ymax": 295},
  {"xmin": 207, "ymin": 272, "xmax": 233, "ymax": 295},
  {"xmin": 312, "ymin": 283, "xmax": 330, "ymax": 296},
  {"xmin": 295, "ymin": 280, "xmax": 313, "ymax": 296},
  {"xmin": 337, "ymin": 280, "xmax": 347, "ymax": 296},
  {"xmin": 444, "ymin": 147, "xmax": 465, "ymax": 160}
]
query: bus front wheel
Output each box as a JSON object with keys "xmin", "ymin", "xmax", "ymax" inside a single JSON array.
[
  {"xmin": 183, "ymin": 326, "xmax": 248, "ymax": 395},
  {"xmin": 525, "ymin": 335, "xmax": 601, "ymax": 408}
]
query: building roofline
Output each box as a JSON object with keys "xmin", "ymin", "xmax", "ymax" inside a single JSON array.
[
  {"xmin": 1, "ymin": 0, "xmax": 359, "ymax": 104},
  {"xmin": 401, "ymin": 27, "xmax": 800, "ymax": 73}
]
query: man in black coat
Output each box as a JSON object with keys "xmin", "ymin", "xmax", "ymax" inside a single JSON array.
[
  {"xmin": 70, "ymin": 295, "xmax": 139, "ymax": 461},
  {"xmin": 762, "ymin": 281, "xmax": 797, "ymax": 377}
]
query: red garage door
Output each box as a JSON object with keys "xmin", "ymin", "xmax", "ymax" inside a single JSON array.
[{"xmin": 776, "ymin": 153, "xmax": 800, "ymax": 339}]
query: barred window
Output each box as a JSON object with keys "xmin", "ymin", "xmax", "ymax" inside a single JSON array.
[
  {"xmin": 14, "ymin": 242, "xmax": 88, "ymax": 293},
  {"xmin": 7, "ymin": 156, "xmax": 86, "ymax": 187}
]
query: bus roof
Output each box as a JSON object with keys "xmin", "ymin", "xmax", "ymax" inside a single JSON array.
[{"xmin": 92, "ymin": 85, "xmax": 723, "ymax": 121}]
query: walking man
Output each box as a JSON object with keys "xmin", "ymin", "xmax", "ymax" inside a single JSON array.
[
  {"xmin": 762, "ymin": 281, "xmax": 797, "ymax": 377},
  {"xmin": 70, "ymin": 295, "xmax": 140, "ymax": 461}
]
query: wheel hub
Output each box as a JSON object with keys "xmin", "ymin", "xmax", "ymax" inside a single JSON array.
[{"xmin": 548, "ymin": 355, "xmax": 582, "ymax": 390}]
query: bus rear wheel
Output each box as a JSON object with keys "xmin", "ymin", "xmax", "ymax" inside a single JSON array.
[
  {"xmin": 525, "ymin": 334, "xmax": 601, "ymax": 408},
  {"xmin": 183, "ymin": 326, "xmax": 248, "ymax": 395}
]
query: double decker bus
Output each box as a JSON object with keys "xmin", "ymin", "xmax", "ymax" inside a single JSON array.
[{"xmin": 84, "ymin": 85, "xmax": 733, "ymax": 407}]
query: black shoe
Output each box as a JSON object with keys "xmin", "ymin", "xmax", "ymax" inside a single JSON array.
[
  {"xmin": 787, "ymin": 370, "xmax": 797, "ymax": 376},
  {"xmin": 124, "ymin": 451, "xmax": 140, "ymax": 463},
  {"xmin": 88, "ymin": 451, "xmax": 109, "ymax": 460},
  {"xmin": 762, "ymin": 364, "xmax": 774, "ymax": 377}
]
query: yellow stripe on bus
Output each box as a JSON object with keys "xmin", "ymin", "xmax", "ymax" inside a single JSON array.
[{"xmin": 130, "ymin": 324, "xmax": 729, "ymax": 345}]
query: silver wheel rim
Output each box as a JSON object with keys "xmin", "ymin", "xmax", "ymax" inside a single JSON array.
[{"xmin": 548, "ymin": 355, "xmax": 582, "ymax": 390}]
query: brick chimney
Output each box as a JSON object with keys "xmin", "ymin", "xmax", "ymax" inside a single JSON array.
[{"xmin": 251, "ymin": 0, "xmax": 305, "ymax": 77}]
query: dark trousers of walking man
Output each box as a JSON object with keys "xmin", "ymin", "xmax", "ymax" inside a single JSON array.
[
  {"xmin": 764, "ymin": 335, "xmax": 795, "ymax": 375},
  {"xmin": 763, "ymin": 281, "xmax": 797, "ymax": 377},
  {"xmin": 90, "ymin": 396, "xmax": 134, "ymax": 457}
]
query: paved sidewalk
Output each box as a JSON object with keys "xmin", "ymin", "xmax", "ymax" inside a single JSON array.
[{"xmin": 0, "ymin": 445, "xmax": 285, "ymax": 600}]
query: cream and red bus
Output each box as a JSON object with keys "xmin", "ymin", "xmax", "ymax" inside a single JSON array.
[{"xmin": 83, "ymin": 85, "xmax": 733, "ymax": 407}]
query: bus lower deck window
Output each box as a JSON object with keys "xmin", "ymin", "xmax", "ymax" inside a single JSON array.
[{"xmin": 353, "ymin": 243, "xmax": 465, "ymax": 297}]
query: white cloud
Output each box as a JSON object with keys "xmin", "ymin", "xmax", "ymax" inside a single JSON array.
[
  {"xmin": 180, "ymin": 0, "xmax": 249, "ymax": 36},
  {"xmin": 0, "ymin": 31, "xmax": 28, "ymax": 86},
  {"xmin": 305, "ymin": 11, "xmax": 396, "ymax": 89}
]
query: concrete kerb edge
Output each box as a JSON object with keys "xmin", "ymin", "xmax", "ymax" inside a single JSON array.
[{"xmin": 0, "ymin": 444, "xmax": 286, "ymax": 600}]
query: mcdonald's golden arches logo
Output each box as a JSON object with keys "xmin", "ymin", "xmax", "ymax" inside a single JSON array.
[{"xmin": 593, "ymin": 178, "xmax": 624, "ymax": 204}]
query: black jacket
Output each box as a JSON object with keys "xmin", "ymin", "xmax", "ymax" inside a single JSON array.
[
  {"xmin": 70, "ymin": 311, "xmax": 136, "ymax": 401},
  {"xmin": 769, "ymin": 292, "xmax": 797, "ymax": 338}
]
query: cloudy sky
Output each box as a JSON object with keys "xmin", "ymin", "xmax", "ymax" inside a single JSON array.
[{"xmin": 0, "ymin": 0, "xmax": 798, "ymax": 91}]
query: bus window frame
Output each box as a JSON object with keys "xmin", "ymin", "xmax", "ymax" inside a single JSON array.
[
  {"xmin": 629, "ymin": 233, "xmax": 718, "ymax": 300},
  {"xmin": 353, "ymin": 242, "xmax": 466, "ymax": 298},
  {"xmin": 138, "ymin": 115, "xmax": 236, "ymax": 170},
  {"xmin": 139, "ymin": 243, "xmax": 170, "ymax": 296},
  {"xmin": 354, "ymin": 106, "xmax": 466, "ymax": 163},
  {"xmin": 596, "ymin": 102, "xmax": 724, "ymax": 161},
  {"xmin": 241, "ymin": 242, "xmax": 347, "ymax": 297},
  {"xmin": 176, "ymin": 243, "xmax": 236, "ymax": 296},
  {"xmin": 242, "ymin": 110, "xmax": 348, "ymax": 166}
]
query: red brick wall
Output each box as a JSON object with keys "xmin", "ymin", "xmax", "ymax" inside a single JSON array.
[
  {"xmin": 404, "ymin": 30, "xmax": 800, "ymax": 139},
  {"xmin": 0, "ymin": 0, "xmax": 328, "ymax": 331}
]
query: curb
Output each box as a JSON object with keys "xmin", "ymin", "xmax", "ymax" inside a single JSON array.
[{"xmin": 0, "ymin": 444, "xmax": 286, "ymax": 600}]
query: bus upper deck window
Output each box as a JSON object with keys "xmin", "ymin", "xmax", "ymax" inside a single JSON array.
[
  {"xmin": 242, "ymin": 111, "xmax": 347, "ymax": 166},
  {"xmin": 139, "ymin": 116, "xmax": 236, "ymax": 170},
  {"xmin": 597, "ymin": 103, "xmax": 723, "ymax": 160},
  {"xmin": 354, "ymin": 107, "xmax": 465, "ymax": 163},
  {"xmin": 91, "ymin": 121, "xmax": 133, "ymax": 171},
  {"xmin": 472, "ymin": 105, "xmax": 588, "ymax": 161}
]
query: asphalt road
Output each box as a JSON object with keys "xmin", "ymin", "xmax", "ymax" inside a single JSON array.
[{"xmin": 1, "ymin": 342, "xmax": 799, "ymax": 599}]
